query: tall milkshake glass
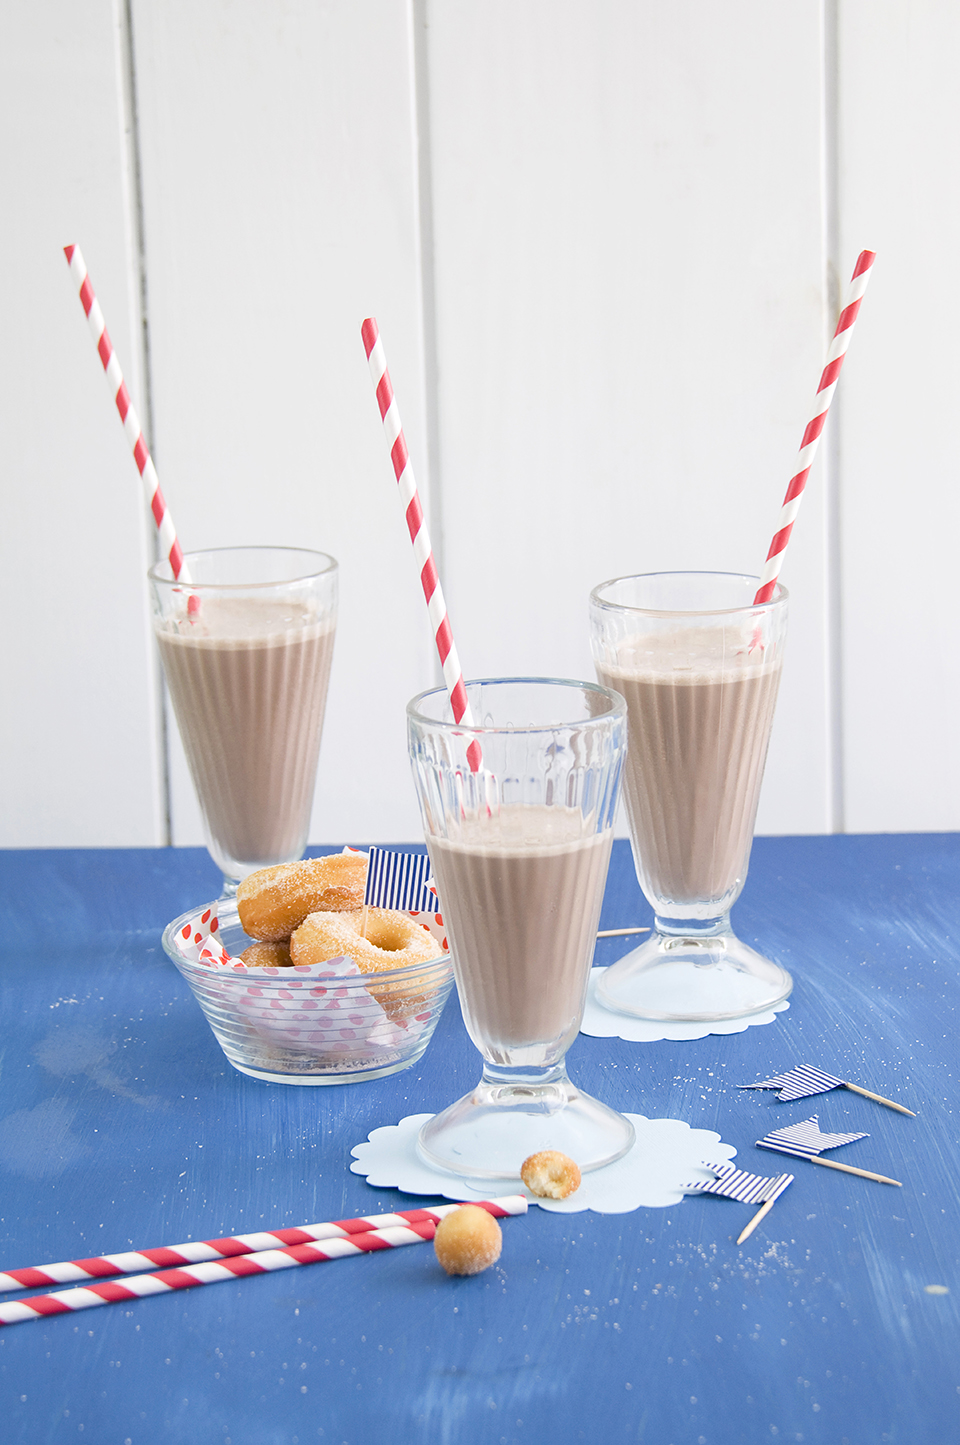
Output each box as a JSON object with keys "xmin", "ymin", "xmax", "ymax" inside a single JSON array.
[
  {"xmin": 590, "ymin": 572, "xmax": 791, "ymax": 1022},
  {"xmin": 408, "ymin": 677, "xmax": 634, "ymax": 1179},
  {"xmin": 149, "ymin": 547, "xmax": 338, "ymax": 898}
]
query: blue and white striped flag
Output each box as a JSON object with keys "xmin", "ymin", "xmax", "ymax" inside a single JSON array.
[
  {"xmin": 756, "ymin": 1115, "xmax": 868, "ymax": 1162},
  {"xmin": 741, "ymin": 1064, "xmax": 915, "ymax": 1116},
  {"xmin": 740, "ymin": 1066, "xmax": 846, "ymax": 1101},
  {"xmin": 364, "ymin": 847, "xmax": 437, "ymax": 912},
  {"xmin": 684, "ymin": 1162, "xmax": 794, "ymax": 1206}
]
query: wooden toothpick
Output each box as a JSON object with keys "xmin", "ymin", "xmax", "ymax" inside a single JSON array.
[
  {"xmin": 807, "ymin": 1155, "xmax": 901, "ymax": 1187},
  {"xmin": 596, "ymin": 926, "xmax": 651, "ymax": 938},
  {"xmin": 737, "ymin": 1197, "xmax": 777, "ymax": 1245},
  {"xmin": 842, "ymin": 1082, "xmax": 916, "ymax": 1117}
]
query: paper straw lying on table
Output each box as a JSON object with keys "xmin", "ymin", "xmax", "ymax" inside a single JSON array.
[
  {"xmin": 0, "ymin": 1226, "xmax": 438, "ymax": 1327},
  {"xmin": 0, "ymin": 1198, "xmax": 529, "ymax": 1328},
  {"xmin": 753, "ymin": 250, "xmax": 875, "ymax": 605},
  {"xmin": 0, "ymin": 1196, "xmax": 527, "ymax": 1293},
  {"xmin": 63, "ymin": 244, "xmax": 189, "ymax": 582},
  {"xmin": 361, "ymin": 317, "xmax": 481, "ymax": 773}
]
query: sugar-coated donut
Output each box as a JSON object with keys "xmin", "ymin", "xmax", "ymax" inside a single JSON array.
[
  {"xmin": 433, "ymin": 1206, "xmax": 502, "ymax": 1276},
  {"xmin": 238, "ymin": 940, "xmax": 293, "ymax": 969},
  {"xmin": 289, "ymin": 907, "xmax": 440, "ymax": 975},
  {"xmin": 520, "ymin": 1150, "xmax": 581, "ymax": 1200},
  {"xmin": 237, "ymin": 853, "xmax": 367, "ymax": 942}
]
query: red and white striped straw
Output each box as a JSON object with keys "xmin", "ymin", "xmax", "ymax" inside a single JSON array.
[
  {"xmin": 63, "ymin": 244, "xmax": 189, "ymax": 582},
  {"xmin": 753, "ymin": 250, "xmax": 876, "ymax": 605},
  {"xmin": 361, "ymin": 317, "xmax": 481, "ymax": 772},
  {"xmin": 0, "ymin": 1224, "xmax": 442, "ymax": 1327},
  {"xmin": 0, "ymin": 1195, "xmax": 526, "ymax": 1293}
]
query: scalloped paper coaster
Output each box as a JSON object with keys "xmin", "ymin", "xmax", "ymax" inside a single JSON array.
[
  {"xmin": 350, "ymin": 1113, "xmax": 737, "ymax": 1214},
  {"xmin": 579, "ymin": 967, "xmax": 789, "ymax": 1042}
]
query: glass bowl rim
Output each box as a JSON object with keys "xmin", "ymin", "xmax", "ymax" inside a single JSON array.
[{"xmin": 161, "ymin": 902, "xmax": 452, "ymax": 985}]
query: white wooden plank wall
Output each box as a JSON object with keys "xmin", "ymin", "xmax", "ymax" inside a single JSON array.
[
  {"xmin": 0, "ymin": 0, "xmax": 165, "ymax": 847},
  {"xmin": 129, "ymin": 0, "xmax": 435, "ymax": 850},
  {"xmin": 1, "ymin": 1, "xmax": 958, "ymax": 852},
  {"xmin": 837, "ymin": 1, "xmax": 960, "ymax": 833}
]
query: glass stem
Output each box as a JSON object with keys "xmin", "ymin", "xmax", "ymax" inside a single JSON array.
[{"xmin": 653, "ymin": 911, "xmax": 733, "ymax": 940}]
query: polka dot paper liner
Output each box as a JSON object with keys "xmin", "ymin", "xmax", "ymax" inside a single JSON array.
[{"xmin": 162, "ymin": 900, "xmax": 453, "ymax": 1082}]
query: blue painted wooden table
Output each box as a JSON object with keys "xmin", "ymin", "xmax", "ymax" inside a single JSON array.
[{"xmin": 1, "ymin": 837, "xmax": 958, "ymax": 1444}]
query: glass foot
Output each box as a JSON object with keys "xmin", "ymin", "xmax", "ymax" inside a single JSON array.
[
  {"xmin": 597, "ymin": 928, "xmax": 792, "ymax": 1023},
  {"xmin": 417, "ymin": 1066, "xmax": 635, "ymax": 1181}
]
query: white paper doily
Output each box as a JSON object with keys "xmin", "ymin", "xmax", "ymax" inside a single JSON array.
[
  {"xmin": 350, "ymin": 1113, "xmax": 737, "ymax": 1213},
  {"xmin": 580, "ymin": 967, "xmax": 790, "ymax": 1042}
]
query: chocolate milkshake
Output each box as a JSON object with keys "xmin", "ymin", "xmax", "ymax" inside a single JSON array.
[
  {"xmin": 589, "ymin": 572, "xmax": 792, "ymax": 1022},
  {"xmin": 427, "ymin": 806, "xmax": 613, "ymax": 1066},
  {"xmin": 408, "ymin": 677, "xmax": 633, "ymax": 1176},
  {"xmin": 596, "ymin": 629, "xmax": 781, "ymax": 914},
  {"xmin": 156, "ymin": 595, "xmax": 335, "ymax": 879}
]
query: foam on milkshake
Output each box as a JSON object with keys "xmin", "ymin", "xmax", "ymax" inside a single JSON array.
[
  {"xmin": 597, "ymin": 627, "xmax": 780, "ymax": 914},
  {"xmin": 156, "ymin": 596, "xmax": 335, "ymax": 877},
  {"xmin": 426, "ymin": 805, "xmax": 612, "ymax": 1067}
]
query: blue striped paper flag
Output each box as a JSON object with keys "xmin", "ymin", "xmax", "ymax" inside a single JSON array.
[
  {"xmin": 741, "ymin": 1064, "xmax": 916, "ymax": 1116},
  {"xmin": 756, "ymin": 1115, "xmax": 868, "ymax": 1162},
  {"xmin": 363, "ymin": 847, "xmax": 436, "ymax": 912},
  {"xmin": 684, "ymin": 1162, "xmax": 794, "ymax": 1206},
  {"xmin": 740, "ymin": 1066, "xmax": 845, "ymax": 1101}
]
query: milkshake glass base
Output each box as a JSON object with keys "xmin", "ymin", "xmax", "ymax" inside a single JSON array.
[
  {"xmin": 596, "ymin": 922, "xmax": 793, "ymax": 1022},
  {"xmin": 416, "ymin": 1065, "xmax": 636, "ymax": 1181}
]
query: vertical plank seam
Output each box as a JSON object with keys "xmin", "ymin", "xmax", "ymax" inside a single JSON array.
[
  {"xmin": 410, "ymin": 0, "xmax": 446, "ymax": 692},
  {"xmin": 820, "ymin": 0, "xmax": 845, "ymax": 833},
  {"xmin": 115, "ymin": 0, "xmax": 172, "ymax": 845}
]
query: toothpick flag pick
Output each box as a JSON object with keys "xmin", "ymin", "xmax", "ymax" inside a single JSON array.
[
  {"xmin": 683, "ymin": 1162, "xmax": 794, "ymax": 1245},
  {"xmin": 757, "ymin": 1115, "xmax": 867, "ymax": 1158},
  {"xmin": 741, "ymin": 1065, "xmax": 915, "ymax": 1116},
  {"xmin": 364, "ymin": 847, "xmax": 436, "ymax": 912},
  {"xmin": 756, "ymin": 1115, "xmax": 901, "ymax": 1187},
  {"xmin": 685, "ymin": 1161, "xmax": 795, "ymax": 1205}
]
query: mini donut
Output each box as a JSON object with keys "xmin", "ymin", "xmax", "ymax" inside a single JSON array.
[
  {"xmin": 237, "ymin": 853, "xmax": 367, "ymax": 942},
  {"xmin": 433, "ymin": 1206, "xmax": 502, "ymax": 1276},
  {"xmin": 520, "ymin": 1150, "xmax": 581, "ymax": 1200},
  {"xmin": 289, "ymin": 907, "xmax": 439, "ymax": 975},
  {"xmin": 238, "ymin": 940, "xmax": 293, "ymax": 969}
]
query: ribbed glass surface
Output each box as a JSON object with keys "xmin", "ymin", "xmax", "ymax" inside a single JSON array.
[{"xmin": 163, "ymin": 904, "xmax": 453, "ymax": 1085}]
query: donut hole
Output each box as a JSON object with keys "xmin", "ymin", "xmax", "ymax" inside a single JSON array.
[
  {"xmin": 239, "ymin": 939, "xmax": 294, "ymax": 969},
  {"xmin": 434, "ymin": 1207, "xmax": 502, "ymax": 1276},
  {"xmin": 363, "ymin": 915, "xmax": 414, "ymax": 953},
  {"xmin": 289, "ymin": 909, "xmax": 441, "ymax": 992},
  {"xmin": 520, "ymin": 1150, "xmax": 581, "ymax": 1199}
]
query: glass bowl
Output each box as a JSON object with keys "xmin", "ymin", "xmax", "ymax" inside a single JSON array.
[{"xmin": 162, "ymin": 899, "xmax": 454, "ymax": 1085}]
